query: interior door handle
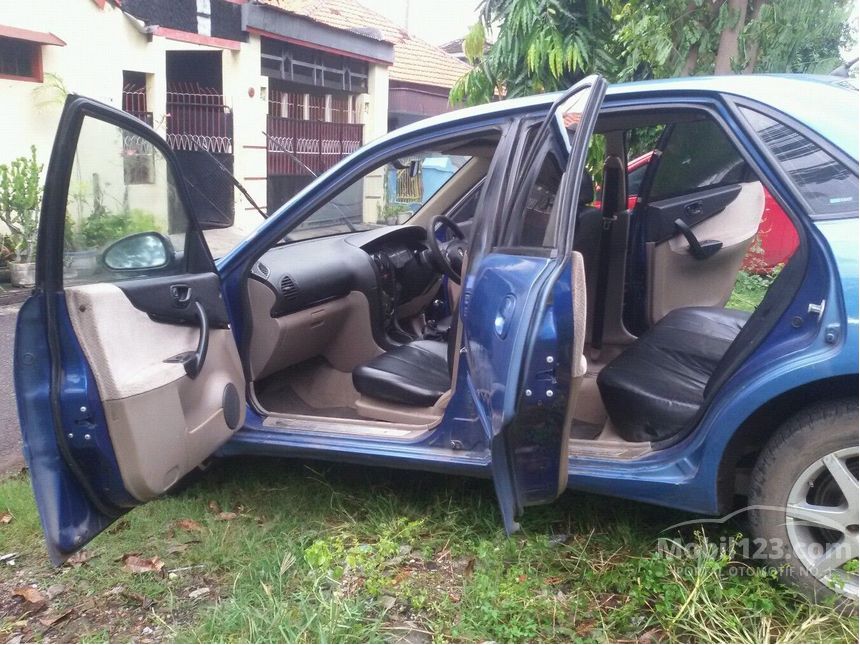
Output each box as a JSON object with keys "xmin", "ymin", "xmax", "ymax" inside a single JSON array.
[
  {"xmin": 673, "ymin": 218, "xmax": 723, "ymax": 260},
  {"xmin": 170, "ymin": 283, "xmax": 192, "ymax": 307},
  {"xmin": 183, "ymin": 301, "xmax": 209, "ymax": 379},
  {"xmin": 685, "ymin": 201, "xmax": 704, "ymax": 217}
]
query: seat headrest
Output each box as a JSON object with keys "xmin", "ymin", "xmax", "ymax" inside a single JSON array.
[{"xmin": 578, "ymin": 171, "xmax": 595, "ymax": 206}]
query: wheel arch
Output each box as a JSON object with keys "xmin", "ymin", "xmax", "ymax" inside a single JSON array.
[{"xmin": 716, "ymin": 374, "xmax": 859, "ymax": 513}]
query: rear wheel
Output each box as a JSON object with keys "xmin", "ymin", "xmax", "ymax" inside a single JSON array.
[{"xmin": 749, "ymin": 399, "xmax": 859, "ymax": 604}]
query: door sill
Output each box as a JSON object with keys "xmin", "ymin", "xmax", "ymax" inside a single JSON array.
[
  {"xmin": 262, "ymin": 413, "xmax": 433, "ymax": 441},
  {"xmin": 568, "ymin": 437, "xmax": 652, "ymax": 460}
]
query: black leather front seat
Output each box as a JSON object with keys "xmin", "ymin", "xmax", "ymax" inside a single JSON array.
[
  {"xmin": 597, "ymin": 307, "xmax": 750, "ymax": 443},
  {"xmin": 353, "ymin": 339, "xmax": 451, "ymax": 407}
]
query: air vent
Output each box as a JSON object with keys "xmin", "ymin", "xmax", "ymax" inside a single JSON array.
[
  {"xmin": 280, "ymin": 274, "xmax": 299, "ymax": 302},
  {"xmin": 256, "ymin": 261, "xmax": 270, "ymax": 278}
]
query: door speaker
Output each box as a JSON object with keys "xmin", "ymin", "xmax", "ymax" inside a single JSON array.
[{"xmin": 222, "ymin": 383, "xmax": 241, "ymax": 430}]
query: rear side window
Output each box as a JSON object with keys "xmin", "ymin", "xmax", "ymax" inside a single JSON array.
[
  {"xmin": 649, "ymin": 119, "xmax": 747, "ymax": 200},
  {"xmin": 740, "ymin": 107, "xmax": 858, "ymax": 217}
]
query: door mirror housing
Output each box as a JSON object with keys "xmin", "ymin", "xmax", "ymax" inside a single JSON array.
[{"xmin": 102, "ymin": 232, "xmax": 175, "ymax": 271}]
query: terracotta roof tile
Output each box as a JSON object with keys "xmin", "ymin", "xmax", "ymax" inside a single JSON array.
[{"xmin": 257, "ymin": 0, "xmax": 471, "ymax": 88}]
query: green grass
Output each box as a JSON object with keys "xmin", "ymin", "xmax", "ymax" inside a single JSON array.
[
  {"xmin": 1, "ymin": 460, "xmax": 856, "ymax": 643},
  {"xmin": 727, "ymin": 269, "xmax": 777, "ymax": 312}
]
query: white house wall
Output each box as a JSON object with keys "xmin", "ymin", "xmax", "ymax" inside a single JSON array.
[{"xmin": 0, "ymin": 0, "xmax": 390, "ymax": 238}]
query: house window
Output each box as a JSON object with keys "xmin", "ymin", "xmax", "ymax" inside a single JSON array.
[
  {"xmin": 121, "ymin": 71, "xmax": 155, "ymax": 185},
  {"xmin": 0, "ymin": 37, "xmax": 41, "ymax": 82}
]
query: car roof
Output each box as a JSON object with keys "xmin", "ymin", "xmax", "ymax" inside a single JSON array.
[{"xmin": 397, "ymin": 74, "xmax": 858, "ymax": 161}]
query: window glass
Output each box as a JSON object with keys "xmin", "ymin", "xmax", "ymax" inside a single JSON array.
[
  {"xmin": 649, "ymin": 119, "xmax": 747, "ymax": 200},
  {"xmin": 0, "ymin": 37, "xmax": 38, "ymax": 80},
  {"xmin": 740, "ymin": 107, "xmax": 858, "ymax": 217},
  {"xmin": 627, "ymin": 163, "xmax": 647, "ymax": 196},
  {"xmin": 285, "ymin": 151, "xmax": 471, "ymax": 243},
  {"xmin": 502, "ymin": 149, "xmax": 563, "ymax": 249},
  {"xmin": 624, "ymin": 125, "xmax": 664, "ymax": 196},
  {"xmin": 63, "ymin": 117, "xmax": 189, "ymax": 285},
  {"xmin": 451, "ymin": 181, "xmax": 483, "ymax": 224}
]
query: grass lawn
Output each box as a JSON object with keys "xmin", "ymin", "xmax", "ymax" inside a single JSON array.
[
  {"xmin": 0, "ymin": 459, "xmax": 856, "ymax": 644},
  {"xmin": 2, "ymin": 269, "xmax": 853, "ymax": 643},
  {"xmin": 726, "ymin": 269, "xmax": 775, "ymax": 312}
]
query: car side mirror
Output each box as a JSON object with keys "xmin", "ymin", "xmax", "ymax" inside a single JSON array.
[{"xmin": 102, "ymin": 232, "xmax": 175, "ymax": 271}]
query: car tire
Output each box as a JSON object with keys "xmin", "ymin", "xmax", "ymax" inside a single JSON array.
[{"xmin": 749, "ymin": 399, "xmax": 858, "ymax": 606}]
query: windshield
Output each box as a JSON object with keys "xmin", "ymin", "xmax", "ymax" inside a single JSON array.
[{"xmin": 284, "ymin": 151, "xmax": 471, "ymax": 243}]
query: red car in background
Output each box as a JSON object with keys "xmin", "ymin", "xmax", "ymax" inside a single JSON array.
[{"xmin": 620, "ymin": 151, "xmax": 798, "ymax": 272}]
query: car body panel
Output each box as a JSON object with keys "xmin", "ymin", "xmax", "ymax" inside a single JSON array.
[{"xmin": 218, "ymin": 77, "xmax": 856, "ymax": 518}]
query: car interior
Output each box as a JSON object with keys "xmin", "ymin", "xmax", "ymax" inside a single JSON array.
[{"xmin": 241, "ymin": 105, "xmax": 800, "ymax": 456}]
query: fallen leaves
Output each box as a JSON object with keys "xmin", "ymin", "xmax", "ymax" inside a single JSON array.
[
  {"xmin": 64, "ymin": 550, "xmax": 92, "ymax": 567},
  {"xmin": 174, "ymin": 518, "xmax": 203, "ymax": 532},
  {"xmin": 13, "ymin": 586, "xmax": 46, "ymax": 607},
  {"xmin": 1, "ymin": 511, "xmax": 13, "ymax": 524},
  {"xmin": 207, "ymin": 500, "xmax": 240, "ymax": 521},
  {"xmin": 38, "ymin": 609, "xmax": 73, "ymax": 628},
  {"xmin": 121, "ymin": 554, "xmax": 165, "ymax": 575},
  {"xmin": 167, "ymin": 540, "xmax": 200, "ymax": 555}
]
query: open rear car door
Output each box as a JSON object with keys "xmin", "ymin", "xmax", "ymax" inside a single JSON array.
[
  {"xmin": 14, "ymin": 97, "xmax": 246, "ymax": 564},
  {"xmin": 463, "ymin": 76, "xmax": 606, "ymax": 532}
]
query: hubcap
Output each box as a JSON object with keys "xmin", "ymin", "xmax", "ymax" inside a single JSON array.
[{"xmin": 786, "ymin": 447, "xmax": 859, "ymax": 598}]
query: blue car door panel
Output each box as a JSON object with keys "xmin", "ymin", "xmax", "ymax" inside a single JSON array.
[{"xmin": 464, "ymin": 75, "xmax": 607, "ymax": 532}]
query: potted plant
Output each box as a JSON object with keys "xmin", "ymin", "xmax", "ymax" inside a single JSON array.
[
  {"xmin": 0, "ymin": 234, "xmax": 13, "ymax": 284},
  {"xmin": 0, "ymin": 146, "xmax": 42, "ymax": 287}
]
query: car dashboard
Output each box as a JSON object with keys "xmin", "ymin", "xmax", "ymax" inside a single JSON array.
[{"xmin": 249, "ymin": 225, "xmax": 439, "ymax": 346}]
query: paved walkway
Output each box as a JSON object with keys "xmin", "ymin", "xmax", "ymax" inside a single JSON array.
[{"xmin": 0, "ymin": 300, "xmax": 24, "ymax": 475}]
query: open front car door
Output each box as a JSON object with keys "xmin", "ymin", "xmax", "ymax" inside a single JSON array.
[
  {"xmin": 14, "ymin": 97, "xmax": 246, "ymax": 564},
  {"xmin": 463, "ymin": 76, "xmax": 606, "ymax": 532}
]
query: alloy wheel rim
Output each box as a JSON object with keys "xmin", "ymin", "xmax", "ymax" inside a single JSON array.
[{"xmin": 785, "ymin": 446, "xmax": 859, "ymax": 598}]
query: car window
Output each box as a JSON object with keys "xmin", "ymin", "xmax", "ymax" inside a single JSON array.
[
  {"xmin": 740, "ymin": 107, "xmax": 859, "ymax": 217},
  {"xmin": 500, "ymin": 146, "xmax": 564, "ymax": 249},
  {"xmin": 627, "ymin": 163, "xmax": 647, "ymax": 196},
  {"xmin": 649, "ymin": 119, "xmax": 747, "ymax": 201},
  {"xmin": 624, "ymin": 126, "xmax": 663, "ymax": 196},
  {"xmin": 63, "ymin": 117, "xmax": 189, "ymax": 285},
  {"xmin": 450, "ymin": 180, "xmax": 483, "ymax": 224},
  {"xmin": 284, "ymin": 151, "xmax": 471, "ymax": 243}
]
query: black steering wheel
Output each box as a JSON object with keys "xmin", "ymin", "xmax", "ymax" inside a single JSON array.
[{"xmin": 427, "ymin": 215, "xmax": 467, "ymax": 284}]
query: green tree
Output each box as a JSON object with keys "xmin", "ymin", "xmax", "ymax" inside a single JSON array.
[
  {"xmin": 452, "ymin": 0, "xmax": 855, "ymax": 104},
  {"xmin": 612, "ymin": 0, "xmax": 854, "ymax": 79},
  {"xmin": 451, "ymin": 0, "xmax": 615, "ymax": 105}
]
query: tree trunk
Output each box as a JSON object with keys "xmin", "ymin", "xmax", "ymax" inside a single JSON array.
[
  {"xmin": 677, "ymin": 1, "xmax": 701, "ymax": 76},
  {"xmin": 681, "ymin": 43, "xmax": 700, "ymax": 75},
  {"xmin": 743, "ymin": 0, "xmax": 768, "ymax": 73},
  {"xmin": 714, "ymin": 0, "xmax": 748, "ymax": 74}
]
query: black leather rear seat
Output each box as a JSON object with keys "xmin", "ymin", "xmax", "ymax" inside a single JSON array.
[{"xmin": 597, "ymin": 307, "xmax": 750, "ymax": 442}]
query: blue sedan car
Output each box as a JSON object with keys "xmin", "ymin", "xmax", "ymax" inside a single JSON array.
[{"xmin": 15, "ymin": 74, "xmax": 858, "ymax": 603}]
